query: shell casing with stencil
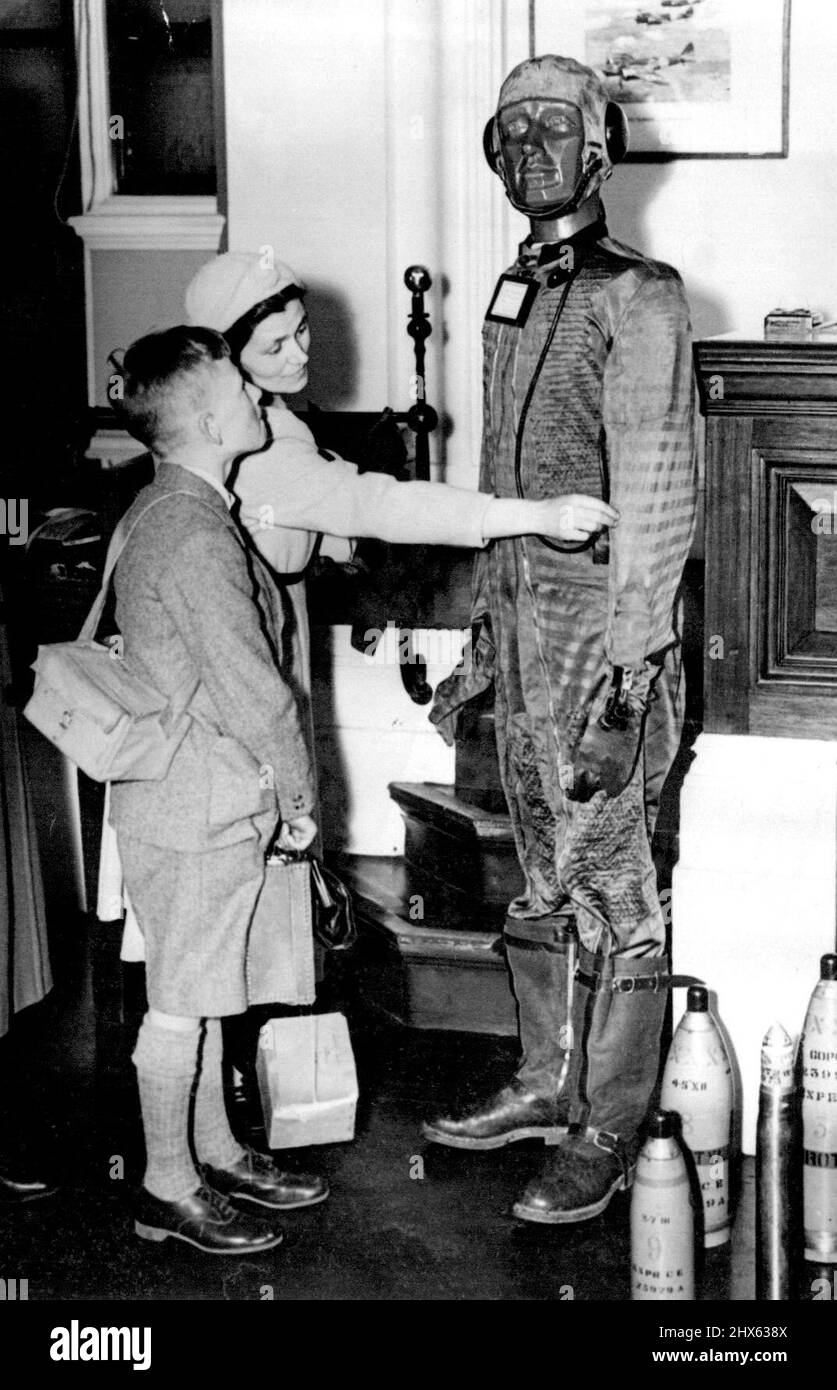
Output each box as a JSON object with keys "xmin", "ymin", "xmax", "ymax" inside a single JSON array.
[
  {"xmin": 801, "ymin": 955, "xmax": 837, "ymax": 1263},
  {"xmin": 631, "ymin": 1111, "xmax": 695, "ymax": 1301},
  {"xmin": 661, "ymin": 985, "xmax": 734, "ymax": 1248},
  {"xmin": 756, "ymin": 1021, "xmax": 795, "ymax": 1300}
]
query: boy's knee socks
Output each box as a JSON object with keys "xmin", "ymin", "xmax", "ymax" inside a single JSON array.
[{"xmin": 132, "ymin": 1014, "xmax": 201, "ymax": 1202}]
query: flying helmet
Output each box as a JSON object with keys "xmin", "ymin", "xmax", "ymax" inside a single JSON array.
[{"xmin": 484, "ymin": 55, "xmax": 629, "ymax": 216}]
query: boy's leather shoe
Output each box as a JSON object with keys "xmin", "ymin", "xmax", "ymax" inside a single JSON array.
[
  {"xmin": 134, "ymin": 1182, "xmax": 284, "ymax": 1253},
  {"xmin": 202, "ymin": 1148, "xmax": 329, "ymax": 1210}
]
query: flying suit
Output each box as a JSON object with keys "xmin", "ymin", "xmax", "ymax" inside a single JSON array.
[
  {"xmin": 424, "ymin": 53, "xmax": 698, "ymax": 1222},
  {"xmin": 435, "ymin": 214, "xmax": 697, "ymax": 957}
]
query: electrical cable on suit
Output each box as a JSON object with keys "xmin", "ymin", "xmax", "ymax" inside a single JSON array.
[{"xmin": 512, "ymin": 253, "xmax": 589, "ymax": 1120}]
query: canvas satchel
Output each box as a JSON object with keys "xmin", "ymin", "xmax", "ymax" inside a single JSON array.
[
  {"xmin": 245, "ymin": 847, "xmax": 357, "ymax": 1007},
  {"xmin": 24, "ymin": 492, "xmax": 201, "ymax": 783}
]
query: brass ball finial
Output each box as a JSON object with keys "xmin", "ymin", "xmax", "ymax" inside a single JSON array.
[{"xmin": 404, "ymin": 265, "xmax": 432, "ymax": 293}]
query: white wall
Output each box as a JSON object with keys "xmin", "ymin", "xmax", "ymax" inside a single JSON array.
[
  {"xmin": 90, "ymin": 248, "xmax": 210, "ymax": 403},
  {"xmin": 600, "ymin": 0, "xmax": 837, "ymax": 340},
  {"xmin": 222, "ymin": 0, "xmax": 530, "ymax": 481},
  {"xmin": 224, "ymin": 0, "xmax": 837, "ymax": 458},
  {"xmin": 673, "ymin": 738, "xmax": 837, "ymax": 1154},
  {"xmin": 222, "ymin": 0, "xmax": 392, "ymax": 413}
]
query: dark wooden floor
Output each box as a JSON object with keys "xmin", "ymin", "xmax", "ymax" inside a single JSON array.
[{"xmin": 1, "ymin": 907, "xmax": 762, "ymax": 1303}]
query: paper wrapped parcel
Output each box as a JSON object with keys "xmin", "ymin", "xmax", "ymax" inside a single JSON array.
[{"xmin": 256, "ymin": 1014, "xmax": 358, "ymax": 1149}]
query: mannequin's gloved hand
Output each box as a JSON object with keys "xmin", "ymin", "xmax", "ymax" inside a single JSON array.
[{"xmin": 562, "ymin": 667, "xmax": 649, "ymax": 803}]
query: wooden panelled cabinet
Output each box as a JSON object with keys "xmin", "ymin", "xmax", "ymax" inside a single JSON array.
[{"xmin": 695, "ymin": 334, "xmax": 837, "ymax": 738}]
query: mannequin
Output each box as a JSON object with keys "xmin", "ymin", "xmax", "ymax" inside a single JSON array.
[{"xmin": 424, "ymin": 56, "xmax": 698, "ymax": 1225}]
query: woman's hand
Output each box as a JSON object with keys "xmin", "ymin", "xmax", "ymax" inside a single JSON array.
[
  {"xmin": 481, "ymin": 494, "xmax": 618, "ymax": 542},
  {"xmin": 537, "ymin": 494, "xmax": 618, "ymax": 543},
  {"xmin": 276, "ymin": 814, "xmax": 318, "ymax": 852}
]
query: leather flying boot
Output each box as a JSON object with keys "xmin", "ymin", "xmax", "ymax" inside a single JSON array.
[
  {"xmin": 514, "ymin": 950, "xmax": 669, "ymax": 1223},
  {"xmin": 422, "ymin": 916, "xmax": 577, "ymax": 1149}
]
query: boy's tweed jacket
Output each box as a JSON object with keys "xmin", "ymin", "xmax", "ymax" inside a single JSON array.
[{"xmin": 109, "ymin": 462, "xmax": 314, "ymax": 853}]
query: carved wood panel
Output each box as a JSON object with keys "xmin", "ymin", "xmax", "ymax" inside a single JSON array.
[{"xmin": 696, "ymin": 337, "xmax": 837, "ymax": 739}]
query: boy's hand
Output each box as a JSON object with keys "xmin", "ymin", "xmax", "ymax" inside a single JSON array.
[
  {"xmin": 276, "ymin": 814, "xmax": 318, "ymax": 852},
  {"xmin": 538, "ymin": 494, "xmax": 618, "ymax": 544}
]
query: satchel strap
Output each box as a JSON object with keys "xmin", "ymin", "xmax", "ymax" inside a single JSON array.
[{"xmin": 79, "ymin": 489, "xmax": 223, "ymax": 642}]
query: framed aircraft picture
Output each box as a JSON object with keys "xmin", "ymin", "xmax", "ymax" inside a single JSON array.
[{"xmin": 532, "ymin": 0, "xmax": 790, "ymax": 158}]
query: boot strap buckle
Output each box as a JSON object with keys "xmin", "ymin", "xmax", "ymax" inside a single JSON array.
[
  {"xmin": 611, "ymin": 972, "xmax": 670, "ymax": 995},
  {"xmin": 588, "ymin": 1128, "xmax": 631, "ymax": 1182},
  {"xmin": 590, "ymin": 1128, "xmax": 620, "ymax": 1155}
]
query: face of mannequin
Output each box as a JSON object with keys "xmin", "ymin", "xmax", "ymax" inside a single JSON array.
[
  {"xmin": 497, "ymin": 99, "xmax": 586, "ymax": 216},
  {"xmin": 238, "ymin": 298, "xmax": 311, "ymax": 395}
]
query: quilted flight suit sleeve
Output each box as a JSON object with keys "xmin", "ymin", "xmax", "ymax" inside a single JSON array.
[
  {"xmin": 601, "ymin": 271, "xmax": 697, "ymax": 676},
  {"xmin": 159, "ymin": 525, "xmax": 315, "ymax": 823}
]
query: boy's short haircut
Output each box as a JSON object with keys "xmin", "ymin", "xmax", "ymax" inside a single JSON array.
[{"xmin": 114, "ymin": 326, "xmax": 231, "ymax": 453}]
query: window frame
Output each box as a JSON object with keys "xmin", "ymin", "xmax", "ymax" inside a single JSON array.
[{"xmin": 69, "ymin": 0, "xmax": 224, "ymax": 250}]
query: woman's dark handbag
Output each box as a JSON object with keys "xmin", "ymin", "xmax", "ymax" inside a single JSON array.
[{"xmin": 308, "ymin": 856, "xmax": 358, "ymax": 952}]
